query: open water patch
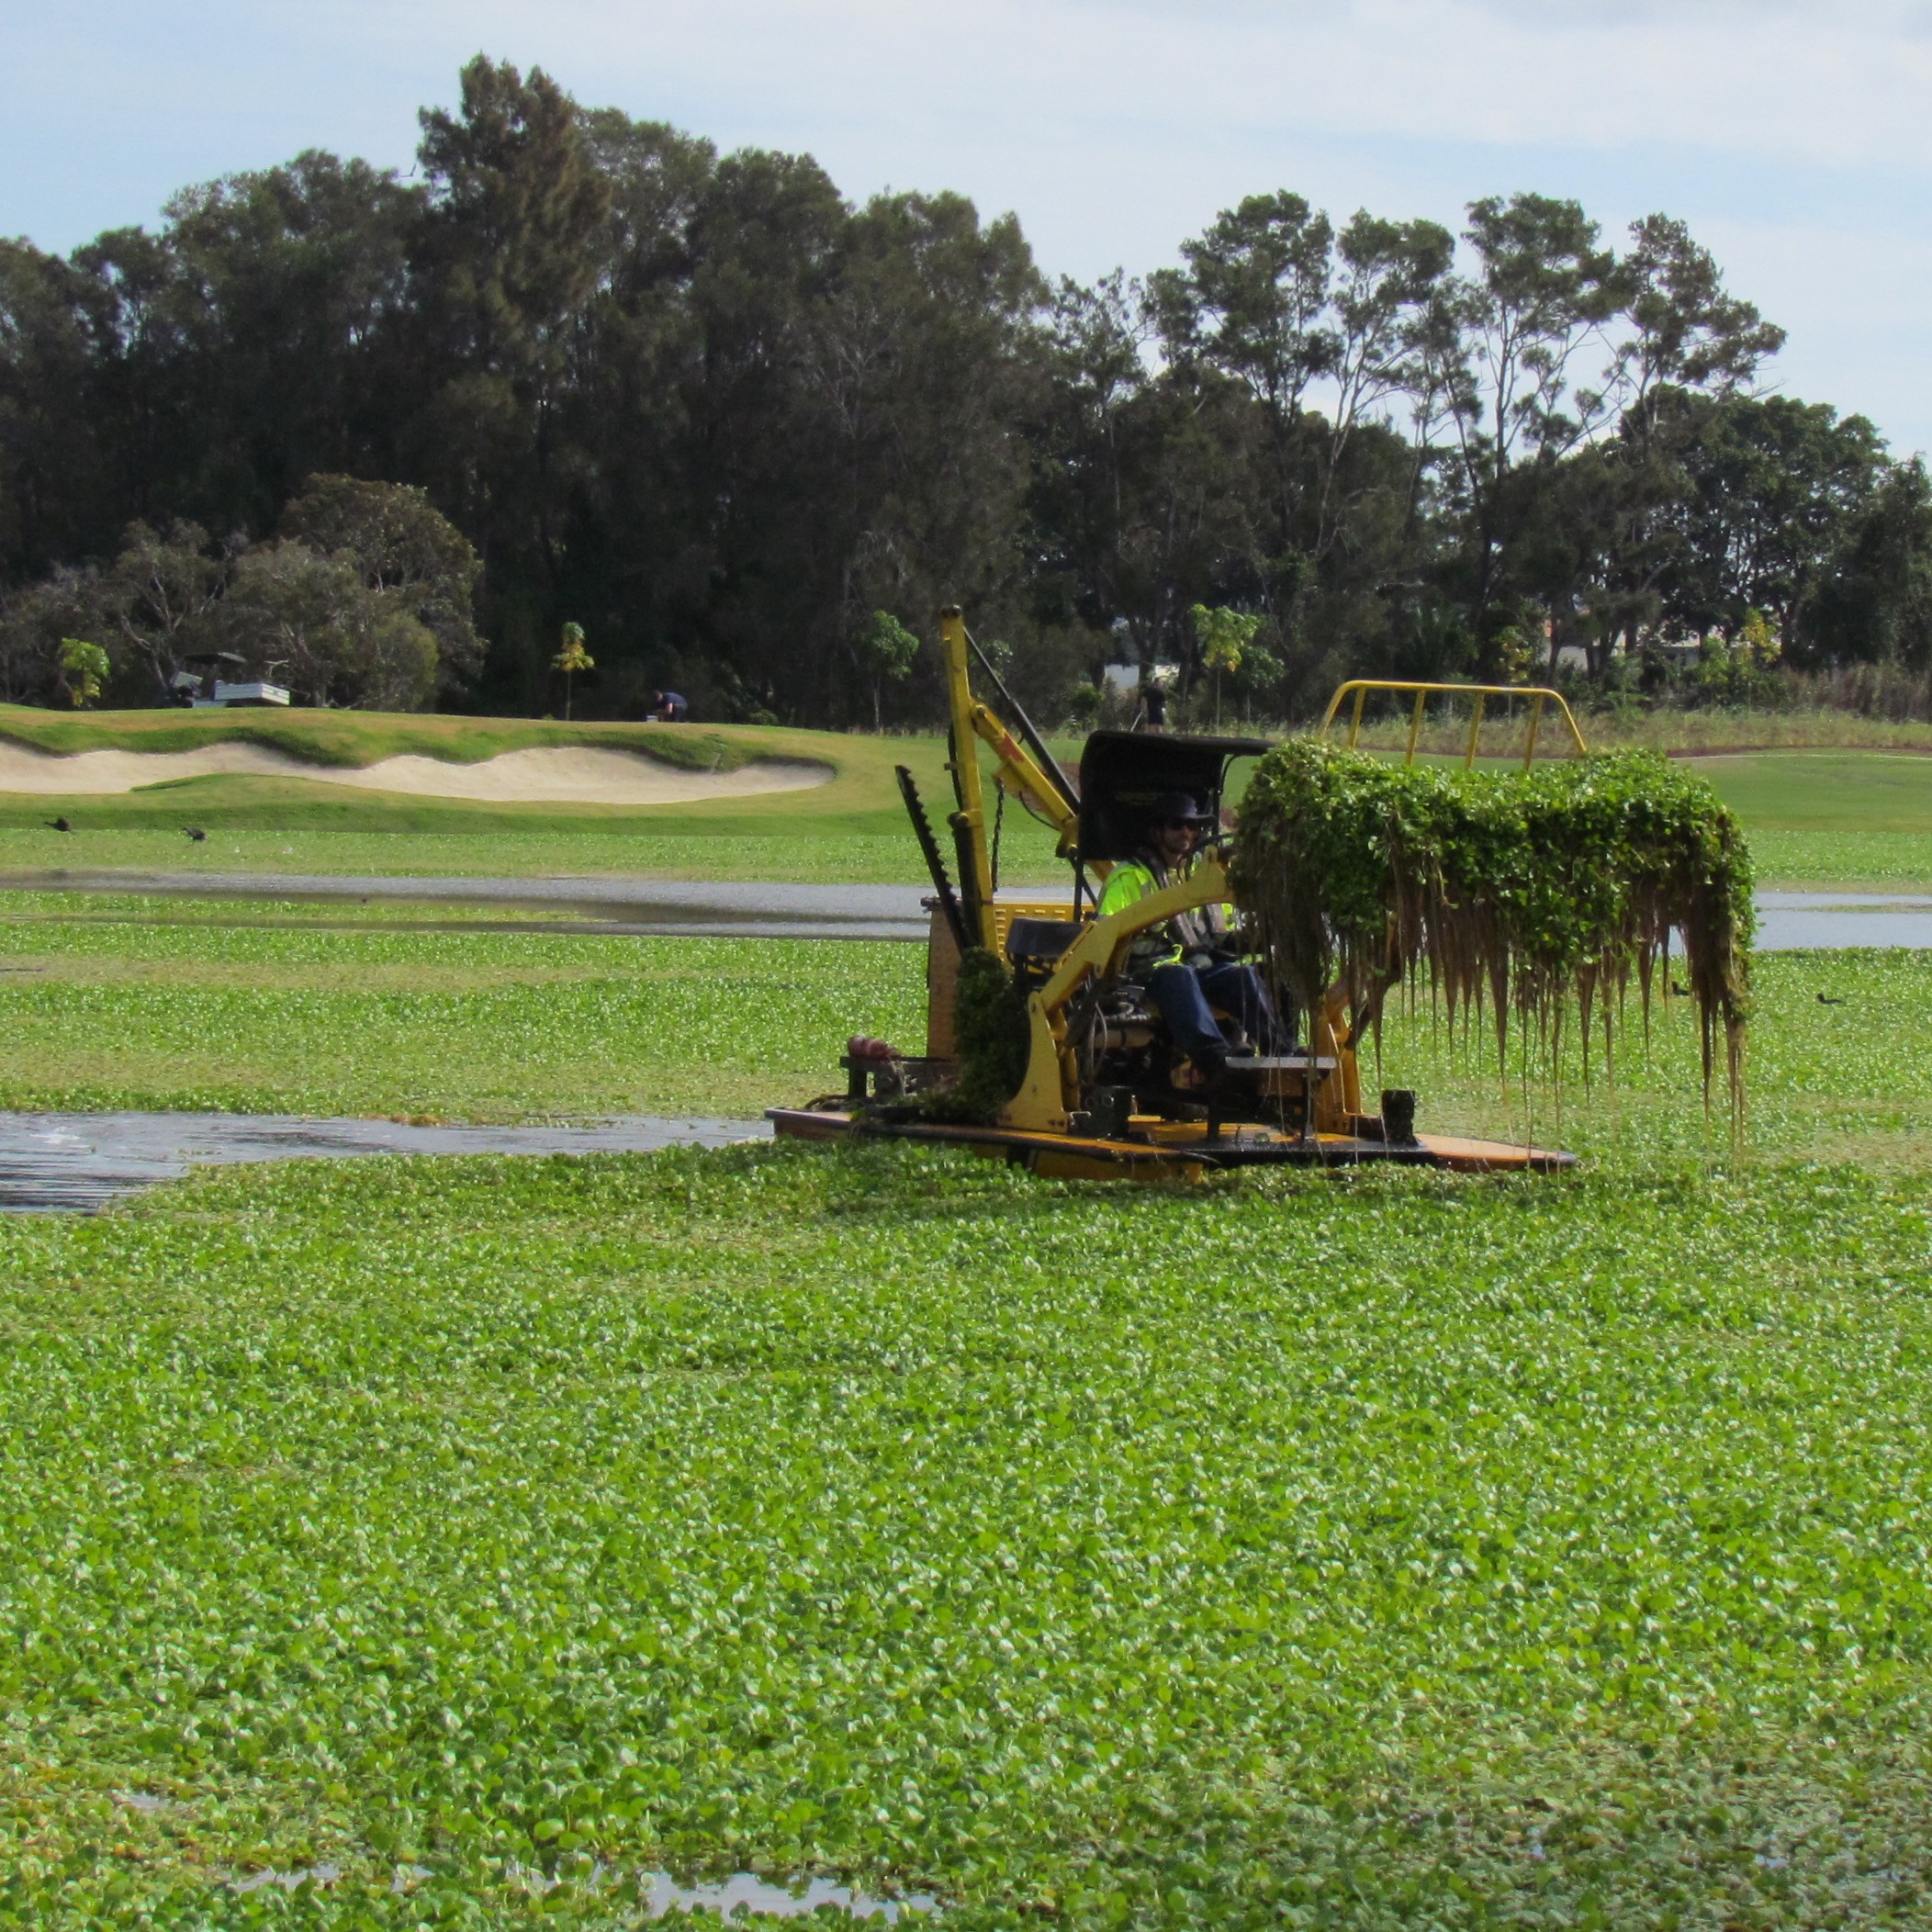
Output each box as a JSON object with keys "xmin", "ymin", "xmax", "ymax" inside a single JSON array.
[
  {"xmin": 1754, "ymin": 891, "xmax": 1932, "ymax": 950},
  {"xmin": 0, "ymin": 1111, "xmax": 771, "ymax": 1212},
  {"xmin": 4, "ymin": 873, "xmax": 1930, "ymax": 946},
  {"xmin": 224, "ymin": 1864, "xmax": 935, "ymax": 1918},
  {"xmin": 639, "ymin": 1870, "xmax": 938, "ymax": 1921}
]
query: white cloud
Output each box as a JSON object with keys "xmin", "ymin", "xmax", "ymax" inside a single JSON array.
[
  {"xmin": 446, "ymin": 0, "xmax": 1932, "ymax": 172},
  {"xmin": 6, "ymin": 0, "xmax": 1932, "ymax": 447}
]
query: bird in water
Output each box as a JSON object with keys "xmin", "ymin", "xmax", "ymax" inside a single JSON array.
[
  {"xmin": 183, "ymin": 826, "xmax": 207, "ymax": 842},
  {"xmin": 44, "ymin": 817, "xmax": 70, "ymax": 833}
]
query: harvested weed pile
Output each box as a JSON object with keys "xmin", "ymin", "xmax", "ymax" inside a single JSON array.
[{"xmin": 1230, "ymin": 743, "xmax": 1754, "ymax": 1107}]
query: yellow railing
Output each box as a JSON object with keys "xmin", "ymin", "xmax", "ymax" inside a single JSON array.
[{"xmin": 1318, "ymin": 680, "xmax": 1589, "ymax": 770}]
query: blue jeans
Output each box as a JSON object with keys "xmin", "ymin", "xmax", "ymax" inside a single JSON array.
[{"xmin": 1144, "ymin": 961, "xmax": 1288, "ymax": 1062}]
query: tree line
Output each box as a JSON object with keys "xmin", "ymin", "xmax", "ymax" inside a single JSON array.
[{"xmin": 3, "ymin": 55, "xmax": 1928, "ymax": 725}]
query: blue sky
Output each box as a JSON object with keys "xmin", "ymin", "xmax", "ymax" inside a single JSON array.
[{"xmin": 7, "ymin": 0, "xmax": 1932, "ymax": 452}]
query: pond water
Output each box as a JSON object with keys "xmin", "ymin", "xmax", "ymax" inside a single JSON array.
[
  {"xmin": 1754, "ymin": 892, "xmax": 1932, "ymax": 951},
  {"xmin": 638, "ymin": 1870, "xmax": 938, "ymax": 1920},
  {"xmin": 0, "ymin": 1111, "xmax": 770, "ymax": 1212},
  {"xmin": 227, "ymin": 1862, "xmax": 936, "ymax": 1918}
]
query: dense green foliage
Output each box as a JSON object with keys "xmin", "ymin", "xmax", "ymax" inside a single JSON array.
[
  {"xmin": 3, "ymin": 1145, "xmax": 1932, "ymax": 1926},
  {"xmin": 1234, "ymin": 744, "xmax": 1754, "ymax": 1106},
  {"xmin": 7, "ymin": 60, "xmax": 1932, "ymax": 727}
]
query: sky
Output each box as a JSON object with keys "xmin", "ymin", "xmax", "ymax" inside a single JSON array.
[{"xmin": 6, "ymin": 0, "xmax": 1932, "ymax": 450}]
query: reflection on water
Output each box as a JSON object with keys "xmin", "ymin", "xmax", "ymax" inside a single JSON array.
[
  {"xmin": 0, "ymin": 1110, "xmax": 770, "ymax": 1213},
  {"xmin": 640, "ymin": 1870, "xmax": 938, "ymax": 1921},
  {"xmin": 1754, "ymin": 893, "xmax": 1932, "ymax": 951}
]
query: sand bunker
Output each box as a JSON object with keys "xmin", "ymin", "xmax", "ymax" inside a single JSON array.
[{"xmin": 0, "ymin": 739, "xmax": 831, "ymax": 804}]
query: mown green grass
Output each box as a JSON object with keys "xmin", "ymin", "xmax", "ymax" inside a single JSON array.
[
  {"xmin": 0, "ymin": 748, "xmax": 1926, "ymax": 888},
  {"xmin": 3, "ymin": 1146, "xmax": 1931, "ymax": 1926},
  {"xmin": 0, "ymin": 816, "xmax": 1072, "ymax": 887},
  {"xmin": 1, "ymin": 819, "xmax": 1921, "ymax": 890},
  {"xmin": 1694, "ymin": 751, "xmax": 1932, "ymax": 833}
]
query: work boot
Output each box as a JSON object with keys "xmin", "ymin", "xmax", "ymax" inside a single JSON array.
[{"xmin": 1174, "ymin": 1046, "xmax": 1229, "ymax": 1092}]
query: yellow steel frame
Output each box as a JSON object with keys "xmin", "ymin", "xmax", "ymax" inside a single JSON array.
[
  {"xmin": 934, "ymin": 612, "xmax": 1379, "ymax": 1139},
  {"xmin": 1000, "ymin": 859, "xmax": 1359, "ymax": 1136},
  {"xmin": 1318, "ymin": 679, "xmax": 1588, "ymax": 770},
  {"xmin": 938, "ymin": 609, "xmax": 1086, "ymax": 953}
]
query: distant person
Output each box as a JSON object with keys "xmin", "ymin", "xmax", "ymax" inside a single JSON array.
[{"xmin": 648, "ymin": 690, "xmax": 688, "ymax": 723}]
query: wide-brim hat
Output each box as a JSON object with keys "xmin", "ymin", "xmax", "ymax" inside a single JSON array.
[{"xmin": 1145, "ymin": 791, "xmax": 1210, "ymax": 825}]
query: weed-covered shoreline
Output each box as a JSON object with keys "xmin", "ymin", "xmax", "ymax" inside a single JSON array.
[{"xmin": 0, "ymin": 907, "xmax": 1923, "ymax": 1166}]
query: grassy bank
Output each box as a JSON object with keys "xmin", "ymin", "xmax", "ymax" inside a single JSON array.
[
  {"xmin": 0, "ymin": 705, "xmax": 797, "ymax": 771},
  {"xmin": 1342, "ymin": 702, "xmax": 1932, "ymax": 758},
  {"xmin": 0, "ymin": 707, "xmax": 947, "ymax": 840},
  {"xmin": 0, "ymin": 735, "xmax": 1924, "ymax": 888},
  {"xmin": 4, "ymin": 1144, "xmax": 1931, "ymax": 1926}
]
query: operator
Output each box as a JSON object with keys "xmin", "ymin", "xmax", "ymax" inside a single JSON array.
[{"xmin": 1095, "ymin": 792, "xmax": 1287, "ymax": 1086}]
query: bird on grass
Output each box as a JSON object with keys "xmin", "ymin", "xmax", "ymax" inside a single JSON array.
[
  {"xmin": 1670, "ymin": 980, "xmax": 1690, "ymax": 997},
  {"xmin": 1817, "ymin": 992, "xmax": 1847, "ymax": 1005},
  {"xmin": 183, "ymin": 826, "xmax": 207, "ymax": 842},
  {"xmin": 43, "ymin": 816, "xmax": 70, "ymax": 833}
]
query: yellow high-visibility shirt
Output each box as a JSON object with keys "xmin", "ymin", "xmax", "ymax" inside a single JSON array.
[
  {"xmin": 1095, "ymin": 859, "xmax": 1160, "ymax": 921},
  {"xmin": 1096, "ymin": 860, "xmax": 1233, "ymax": 967}
]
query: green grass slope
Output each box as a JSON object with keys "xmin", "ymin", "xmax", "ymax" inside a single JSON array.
[
  {"xmin": 0, "ymin": 706, "xmax": 932, "ymax": 837},
  {"xmin": 0, "ymin": 706, "xmax": 1927, "ymax": 884}
]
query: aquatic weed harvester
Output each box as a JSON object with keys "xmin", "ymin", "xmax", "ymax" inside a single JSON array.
[{"xmin": 769, "ymin": 611, "xmax": 1752, "ymax": 1180}]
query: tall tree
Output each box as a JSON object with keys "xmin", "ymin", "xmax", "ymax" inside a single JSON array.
[{"xmin": 410, "ymin": 56, "xmax": 612, "ymax": 702}]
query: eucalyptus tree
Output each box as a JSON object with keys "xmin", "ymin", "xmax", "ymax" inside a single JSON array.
[
  {"xmin": 280, "ymin": 474, "xmax": 482, "ymax": 697},
  {"xmin": 0, "ymin": 241, "xmax": 111, "ymax": 578},
  {"xmin": 408, "ymin": 55, "xmax": 612, "ymax": 704},
  {"xmin": 1657, "ymin": 393, "xmax": 1887, "ymax": 647}
]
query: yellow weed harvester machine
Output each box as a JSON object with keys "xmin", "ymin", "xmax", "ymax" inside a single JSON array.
[{"xmin": 769, "ymin": 610, "xmax": 1574, "ymax": 1180}]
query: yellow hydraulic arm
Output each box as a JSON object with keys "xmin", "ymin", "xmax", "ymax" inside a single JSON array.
[{"xmin": 938, "ymin": 607, "xmax": 1084, "ymax": 952}]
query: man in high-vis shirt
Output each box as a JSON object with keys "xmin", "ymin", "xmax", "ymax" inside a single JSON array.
[{"xmin": 1095, "ymin": 792, "xmax": 1286, "ymax": 1086}]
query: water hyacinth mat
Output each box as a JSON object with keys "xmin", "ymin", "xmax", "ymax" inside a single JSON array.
[
  {"xmin": 3, "ymin": 1137, "xmax": 1931, "ymax": 1926},
  {"xmin": 1233, "ymin": 745, "xmax": 1753, "ymax": 1112}
]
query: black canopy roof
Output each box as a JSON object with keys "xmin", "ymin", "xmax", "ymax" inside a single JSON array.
[{"xmin": 1076, "ymin": 729, "xmax": 1273, "ymax": 864}]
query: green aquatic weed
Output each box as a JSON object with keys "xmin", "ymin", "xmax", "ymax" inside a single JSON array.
[{"xmin": 1233, "ymin": 743, "xmax": 1755, "ymax": 1111}]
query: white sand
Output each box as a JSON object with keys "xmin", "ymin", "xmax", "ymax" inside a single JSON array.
[{"xmin": 0, "ymin": 740, "xmax": 831, "ymax": 803}]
